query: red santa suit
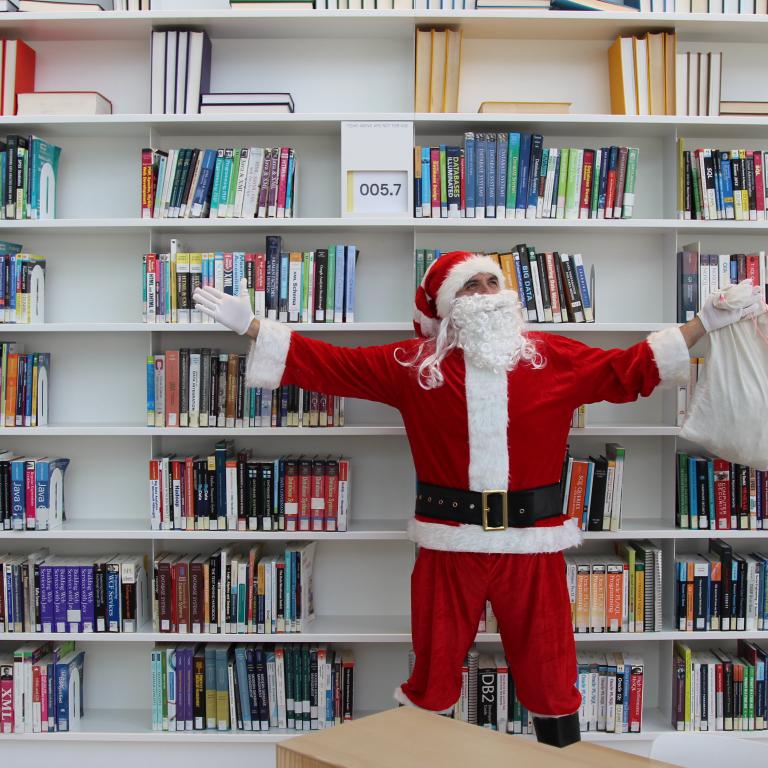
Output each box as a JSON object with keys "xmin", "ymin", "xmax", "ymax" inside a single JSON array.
[{"xmin": 245, "ymin": 251, "xmax": 691, "ymax": 730}]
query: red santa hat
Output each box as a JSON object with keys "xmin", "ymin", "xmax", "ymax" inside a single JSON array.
[{"xmin": 413, "ymin": 251, "xmax": 506, "ymax": 338}]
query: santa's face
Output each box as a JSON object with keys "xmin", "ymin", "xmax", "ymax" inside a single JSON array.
[
  {"xmin": 448, "ymin": 285, "xmax": 528, "ymax": 373},
  {"xmin": 455, "ymin": 271, "xmax": 502, "ymax": 299}
]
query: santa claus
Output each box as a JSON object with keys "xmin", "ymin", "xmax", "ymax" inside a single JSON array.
[{"xmin": 194, "ymin": 250, "xmax": 764, "ymax": 747}]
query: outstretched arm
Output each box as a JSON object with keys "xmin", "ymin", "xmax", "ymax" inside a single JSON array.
[{"xmin": 194, "ymin": 279, "xmax": 407, "ymax": 408}]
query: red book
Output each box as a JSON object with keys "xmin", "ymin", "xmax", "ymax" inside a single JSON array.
[
  {"xmin": 158, "ymin": 556, "xmax": 174, "ymax": 632},
  {"xmin": 325, "ymin": 459, "xmax": 339, "ymax": 532},
  {"xmin": 142, "ymin": 148, "xmax": 155, "ymax": 218},
  {"xmin": 628, "ymin": 660, "xmax": 644, "ymax": 733},
  {"xmin": 566, "ymin": 460, "xmax": 589, "ymax": 528},
  {"xmin": 338, "ymin": 458, "xmax": 350, "ymax": 532},
  {"xmin": 430, "ymin": 147, "xmax": 441, "ymax": 217},
  {"xmin": 310, "ymin": 458, "xmax": 326, "ymax": 532},
  {"xmin": 32, "ymin": 664, "xmax": 41, "ymax": 724},
  {"xmin": 189, "ymin": 557, "xmax": 204, "ymax": 633},
  {"xmin": 276, "ymin": 147, "xmax": 289, "ymax": 218},
  {"xmin": 754, "ymin": 151, "xmax": 766, "ymax": 219},
  {"xmin": 746, "ymin": 253, "xmax": 760, "ymax": 287},
  {"xmin": 713, "ymin": 459, "xmax": 731, "ymax": 530},
  {"xmin": 284, "ymin": 459, "xmax": 299, "ymax": 532},
  {"xmin": 298, "ymin": 458, "xmax": 312, "ymax": 532},
  {"xmin": 184, "ymin": 456, "xmax": 195, "ymax": 529},
  {"xmin": 3, "ymin": 40, "xmax": 36, "ymax": 117},
  {"xmin": 171, "ymin": 459, "xmax": 183, "ymax": 529},
  {"xmin": 165, "ymin": 350, "xmax": 180, "ymax": 427},
  {"xmin": 579, "ymin": 149, "xmax": 594, "ymax": 219},
  {"xmin": 0, "ymin": 665, "xmax": 13, "ymax": 733}
]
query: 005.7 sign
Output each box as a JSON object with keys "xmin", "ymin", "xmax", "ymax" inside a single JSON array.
[{"xmin": 346, "ymin": 170, "xmax": 408, "ymax": 215}]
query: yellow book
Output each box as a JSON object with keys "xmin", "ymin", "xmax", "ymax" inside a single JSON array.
[
  {"xmin": 607, "ymin": 36, "xmax": 636, "ymax": 115},
  {"xmin": 479, "ymin": 100, "xmax": 572, "ymax": 115},
  {"xmin": 647, "ymin": 32, "xmax": 666, "ymax": 116},
  {"xmin": 414, "ymin": 28, "xmax": 432, "ymax": 112},
  {"xmin": 443, "ymin": 28, "xmax": 462, "ymax": 113},
  {"xmin": 189, "ymin": 252, "xmax": 203, "ymax": 322},
  {"xmin": 430, "ymin": 30, "xmax": 446, "ymax": 113},
  {"xmin": 664, "ymin": 32, "xmax": 677, "ymax": 116},
  {"xmin": 499, "ymin": 251, "xmax": 517, "ymax": 293}
]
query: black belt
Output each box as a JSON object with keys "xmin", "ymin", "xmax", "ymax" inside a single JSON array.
[{"xmin": 415, "ymin": 481, "xmax": 563, "ymax": 531}]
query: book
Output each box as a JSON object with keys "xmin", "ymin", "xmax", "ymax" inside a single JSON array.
[
  {"xmin": 478, "ymin": 101, "xmax": 572, "ymax": 114},
  {"xmin": 18, "ymin": 0, "xmax": 104, "ymax": 8},
  {"xmin": 16, "ymin": 91, "xmax": 112, "ymax": 115}
]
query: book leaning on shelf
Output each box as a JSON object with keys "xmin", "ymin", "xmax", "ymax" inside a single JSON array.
[
  {"xmin": 677, "ymin": 244, "xmax": 767, "ymax": 322},
  {"xmin": 676, "ymin": 454, "xmax": 768, "ymax": 531},
  {"xmin": 150, "ymin": 445, "xmax": 350, "ymax": 532},
  {"xmin": 144, "ymin": 237, "xmax": 358, "ymax": 324},
  {"xmin": 141, "ymin": 146, "xmax": 296, "ymax": 220},
  {"xmin": 409, "ymin": 647, "xmax": 645, "ymax": 734},
  {"xmin": 561, "ymin": 443, "xmax": 626, "ymax": 531},
  {"xmin": 0, "ymin": 455, "xmax": 69, "ymax": 530},
  {"xmin": 675, "ymin": 542, "xmax": 768, "ymax": 632},
  {"xmin": 673, "ymin": 640, "xmax": 768, "ymax": 733},
  {"xmin": 566, "ymin": 540, "xmax": 662, "ymax": 634},
  {"xmin": 415, "ymin": 247, "xmax": 594, "ymax": 323},
  {"xmin": 147, "ymin": 350, "xmax": 344, "ymax": 429},
  {"xmin": 0, "ymin": 252, "xmax": 45, "ymax": 323},
  {"xmin": 0, "ymin": 552, "xmax": 148, "ymax": 633},
  {"xmin": 0, "ymin": 641, "xmax": 84, "ymax": 734},
  {"xmin": 151, "ymin": 643, "xmax": 354, "ymax": 732},
  {"xmin": 0, "ymin": 342, "xmax": 50, "ymax": 427},
  {"xmin": 0, "ymin": 136, "xmax": 61, "ymax": 219},
  {"xmin": 677, "ymin": 142, "xmax": 768, "ymax": 221},
  {"xmin": 414, "ymin": 135, "xmax": 638, "ymax": 220},
  {"xmin": 152, "ymin": 542, "xmax": 315, "ymax": 635}
]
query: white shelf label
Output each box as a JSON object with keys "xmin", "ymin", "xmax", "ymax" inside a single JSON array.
[{"xmin": 346, "ymin": 170, "xmax": 408, "ymax": 215}]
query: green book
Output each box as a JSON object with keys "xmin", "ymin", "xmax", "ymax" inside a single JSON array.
[
  {"xmin": 506, "ymin": 132, "xmax": 520, "ymax": 216},
  {"xmin": 590, "ymin": 149, "xmax": 602, "ymax": 219},
  {"xmin": 227, "ymin": 148, "xmax": 241, "ymax": 214},
  {"xmin": 415, "ymin": 248, "xmax": 425, "ymax": 288},
  {"xmin": 556, "ymin": 147, "xmax": 570, "ymax": 219},
  {"xmin": 218, "ymin": 149, "xmax": 234, "ymax": 215},
  {"xmin": 677, "ymin": 452, "xmax": 689, "ymax": 528},
  {"xmin": 623, "ymin": 147, "xmax": 639, "ymax": 219},
  {"xmin": 690, "ymin": 153, "xmax": 702, "ymax": 219},
  {"xmin": 325, "ymin": 244, "xmax": 336, "ymax": 321},
  {"xmin": 537, "ymin": 149, "xmax": 549, "ymax": 217},
  {"xmin": 209, "ymin": 149, "xmax": 225, "ymax": 216},
  {"xmin": 439, "ymin": 145, "xmax": 448, "ymax": 215},
  {"xmin": 564, "ymin": 148, "xmax": 581, "ymax": 219},
  {"xmin": 301, "ymin": 251, "xmax": 310, "ymax": 322}
]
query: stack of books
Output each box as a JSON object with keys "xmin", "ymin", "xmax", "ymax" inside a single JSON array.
[
  {"xmin": 0, "ymin": 642, "xmax": 85, "ymax": 734},
  {"xmin": 150, "ymin": 30, "xmax": 211, "ymax": 115},
  {"xmin": 0, "ymin": 456, "xmax": 69, "ymax": 530},
  {"xmin": 562, "ymin": 443, "xmax": 626, "ymax": 531},
  {"xmin": 0, "ymin": 342, "xmax": 50, "ymax": 427},
  {"xmin": 414, "ymin": 28, "xmax": 462, "ymax": 113},
  {"xmin": 150, "ymin": 644, "xmax": 354, "ymax": 732},
  {"xmin": 675, "ymin": 52, "xmax": 722, "ymax": 116},
  {"xmin": 0, "ymin": 135, "xmax": 62, "ymax": 220},
  {"xmin": 415, "ymin": 135, "xmax": 639, "ymax": 220},
  {"xmin": 17, "ymin": 91, "xmax": 112, "ymax": 115},
  {"xmin": 0, "ymin": 251, "xmax": 45, "ymax": 324},
  {"xmin": 200, "ymin": 93, "xmax": 295, "ymax": 114},
  {"xmin": 677, "ymin": 143, "xmax": 768, "ymax": 221},
  {"xmin": 149, "ymin": 444, "xmax": 350, "ymax": 532},
  {"xmin": 566, "ymin": 542, "xmax": 662, "ymax": 633},
  {"xmin": 607, "ymin": 32, "xmax": 677, "ymax": 116}
]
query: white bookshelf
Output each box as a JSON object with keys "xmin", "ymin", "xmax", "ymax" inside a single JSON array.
[{"xmin": 1, "ymin": 6, "xmax": 767, "ymax": 765}]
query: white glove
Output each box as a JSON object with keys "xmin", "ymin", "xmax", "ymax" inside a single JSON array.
[
  {"xmin": 697, "ymin": 279, "xmax": 767, "ymax": 333},
  {"xmin": 193, "ymin": 277, "xmax": 254, "ymax": 335}
]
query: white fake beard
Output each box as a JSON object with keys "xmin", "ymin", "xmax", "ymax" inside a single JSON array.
[{"xmin": 449, "ymin": 291, "xmax": 535, "ymax": 373}]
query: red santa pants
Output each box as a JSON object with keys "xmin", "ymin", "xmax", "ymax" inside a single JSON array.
[{"xmin": 399, "ymin": 547, "xmax": 582, "ymax": 717}]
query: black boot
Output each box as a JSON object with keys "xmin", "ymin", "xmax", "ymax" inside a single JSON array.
[{"xmin": 532, "ymin": 713, "xmax": 581, "ymax": 748}]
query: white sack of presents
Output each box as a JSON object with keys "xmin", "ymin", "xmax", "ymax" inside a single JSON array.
[{"xmin": 681, "ymin": 281, "xmax": 768, "ymax": 471}]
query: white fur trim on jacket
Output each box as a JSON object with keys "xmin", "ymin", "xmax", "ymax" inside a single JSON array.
[
  {"xmin": 407, "ymin": 517, "xmax": 583, "ymax": 554},
  {"xmin": 435, "ymin": 255, "xmax": 506, "ymax": 319},
  {"xmin": 465, "ymin": 364, "xmax": 509, "ymax": 491},
  {"xmin": 646, "ymin": 326, "xmax": 690, "ymax": 388},
  {"xmin": 245, "ymin": 319, "xmax": 292, "ymax": 390},
  {"xmin": 394, "ymin": 685, "xmax": 457, "ymax": 715}
]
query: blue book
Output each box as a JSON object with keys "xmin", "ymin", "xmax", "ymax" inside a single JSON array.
[
  {"xmin": 279, "ymin": 251, "xmax": 289, "ymax": 322},
  {"xmin": 284, "ymin": 542, "xmax": 292, "ymax": 630},
  {"xmin": 79, "ymin": 564, "xmax": 95, "ymax": 632},
  {"xmin": 55, "ymin": 650, "xmax": 85, "ymax": 732},
  {"xmin": 516, "ymin": 133, "xmax": 531, "ymax": 218},
  {"xmin": 146, "ymin": 356, "xmax": 155, "ymax": 425},
  {"xmin": 218, "ymin": 149, "xmax": 234, "ymax": 213},
  {"xmin": 720, "ymin": 151, "xmax": 735, "ymax": 219},
  {"xmin": 506, "ymin": 132, "xmax": 521, "ymax": 216},
  {"xmin": 204, "ymin": 646, "xmax": 217, "ymax": 728},
  {"xmin": 550, "ymin": 151, "xmax": 561, "ymax": 217},
  {"xmin": 106, "ymin": 559, "xmax": 121, "ymax": 632},
  {"xmin": 235, "ymin": 646, "xmax": 252, "ymax": 730},
  {"xmin": 334, "ymin": 245, "xmax": 345, "ymax": 322},
  {"xmin": 527, "ymin": 135, "xmax": 544, "ymax": 217},
  {"xmin": 215, "ymin": 647, "xmax": 230, "ymax": 730},
  {"xmin": 39, "ymin": 561, "xmax": 54, "ymax": 632},
  {"xmin": 537, "ymin": 149, "xmax": 549, "ymax": 216},
  {"xmin": 496, "ymin": 132, "xmax": 508, "ymax": 217},
  {"xmin": 191, "ymin": 148, "xmax": 217, "ymax": 218},
  {"xmin": 209, "ymin": 149, "xmax": 225, "ymax": 216},
  {"xmin": 581, "ymin": 460, "xmax": 595, "ymax": 529},
  {"xmin": 730, "ymin": 256, "xmax": 738, "ymax": 284},
  {"xmin": 52, "ymin": 562, "xmax": 67, "ymax": 632},
  {"xmin": 233, "ymin": 251, "xmax": 245, "ymax": 294},
  {"xmin": 597, "ymin": 147, "xmax": 610, "ymax": 217},
  {"xmin": 344, "ymin": 245, "xmax": 357, "ymax": 322},
  {"xmin": 66, "ymin": 562, "xmax": 81, "ymax": 632},
  {"xmin": 464, "ymin": 133, "xmax": 476, "ymax": 217},
  {"xmin": 8, "ymin": 254, "xmax": 16, "ymax": 319},
  {"xmin": 421, "ymin": 146, "xmax": 431, "ymax": 216},
  {"xmin": 476, "ymin": 134, "xmax": 487, "ymax": 218},
  {"xmin": 713, "ymin": 154, "xmax": 724, "ymax": 218},
  {"xmin": 24, "ymin": 353, "xmax": 33, "ymax": 426},
  {"xmin": 486, "ymin": 133, "xmax": 496, "ymax": 217}
]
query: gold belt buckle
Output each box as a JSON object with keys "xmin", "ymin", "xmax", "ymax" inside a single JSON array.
[{"xmin": 481, "ymin": 490, "xmax": 508, "ymax": 531}]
